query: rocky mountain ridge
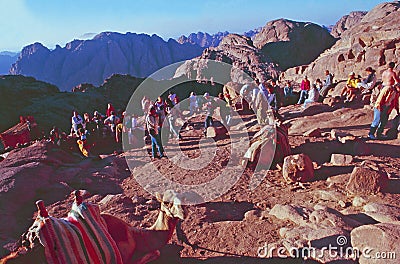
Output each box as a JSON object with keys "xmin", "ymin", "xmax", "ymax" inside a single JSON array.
[{"xmin": 10, "ymin": 32, "xmax": 204, "ymax": 91}]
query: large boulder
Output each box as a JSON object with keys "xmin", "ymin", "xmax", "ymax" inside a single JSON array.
[
  {"xmin": 346, "ymin": 166, "xmax": 388, "ymax": 195},
  {"xmin": 351, "ymin": 223, "xmax": 400, "ymax": 264},
  {"xmin": 282, "ymin": 153, "xmax": 314, "ymax": 183}
]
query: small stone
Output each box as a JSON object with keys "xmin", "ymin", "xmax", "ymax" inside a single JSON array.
[
  {"xmin": 338, "ymin": 135, "xmax": 356, "ymax": 144},
  {"xmin": 338, "ymin": 200, "xmax": 347, "ymax": 208},
  {"xmin": 330, "ymin": 153, "xmax": 353, "ymax": 165},
  {"xmin": 244, "ymin": 209, "xmax": 261, "ymax": 221},
  {"xmin": 352, "ymin": 196, "xmax": 368, "ymax": 207}
]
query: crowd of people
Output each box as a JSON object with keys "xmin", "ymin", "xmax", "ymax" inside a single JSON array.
[{"xmin": 48, "ymin": 61, "xmax": 399, "ymax": 158}]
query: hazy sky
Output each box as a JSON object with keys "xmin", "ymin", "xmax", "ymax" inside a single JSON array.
[{"xmin": 0, "ymin": 0, "xmax": 387, "ymax": 52}]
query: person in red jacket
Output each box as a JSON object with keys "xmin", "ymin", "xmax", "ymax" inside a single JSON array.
[
  {"xmin": 297, "ymin": 76, "xmax": 310, "ymax": 104},
  {"xmin": 106, "ymin": 103, "xmax": 115, "ymax": 117}
]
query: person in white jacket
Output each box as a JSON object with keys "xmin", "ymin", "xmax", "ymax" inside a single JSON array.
[{"xmin": 303, "ymin": 84, "xmax": 320, "ymax": 109}]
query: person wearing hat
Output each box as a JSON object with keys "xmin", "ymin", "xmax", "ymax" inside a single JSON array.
[
  {"xmin": 340, "ymin": 71, "xmax": 360, "ymax": 103},
  {"xmin": 358, "ymin": 67, "xmax": 377, "ymax": 94},
  {"xmin": 297, "ymin": 75, "xmax": 310, "ymax": 104}
]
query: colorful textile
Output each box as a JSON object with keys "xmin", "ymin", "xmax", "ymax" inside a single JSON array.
[{"xmin": 31, "ymin": 202, "xmax": 123, "ymax": 264}]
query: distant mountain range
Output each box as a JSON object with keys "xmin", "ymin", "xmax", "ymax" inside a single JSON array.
[
  {"xmin": 9, "ymin": 32, "xmax": 204, "ymax": 91},
  {"xmin": 177, "ymin": 28, "xmax": 261, "ymax": 48},
  {"xmin": 0, "ymin": 52, "xmax": 18, "ymax": 75}
]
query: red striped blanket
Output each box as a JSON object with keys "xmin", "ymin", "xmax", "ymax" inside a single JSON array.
[{"xmin": 30, "ymin": 201, "xmax": 123, "ymax": 264}]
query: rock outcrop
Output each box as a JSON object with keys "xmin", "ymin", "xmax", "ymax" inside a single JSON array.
[
  {"xmin": 10, "ymin": 32, "xmax": 204, "ymax": 91},
  {"xmin": 252, "ymin": 19, "xmax": 336, "ymax": 70},
  {"xmin": 330, "ymin": 11, "xmax": 367, "ymax": 38},
  {"xmin": 174, "ymin": 34, "xmax": 279, "ymax": 83},
  {"xmin": 284, "ymin": 2, "xmax": 400, "ymax": 83}
]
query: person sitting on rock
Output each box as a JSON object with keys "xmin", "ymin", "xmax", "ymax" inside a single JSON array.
[
  {"xmin": 71, "ymin": 111, "xmax": 84, "ymax": 137},
  {"xmin": 303, "ymin": 84, "xmax": 320, "ymax": 109},
  {"xmin": 297, "ymin": 76, "xmax": 310, "ymax": 104},
  {"xmin": 49, "ymin": 126, "xmax": 61, "ymax": 145},
  {"xmin": 77, "ymin": 127, "xmax": 90, "ymax": 157},
  {"xmin": 319, "ymin": 70, "xmax": 334, "ymax": 98},
  {"xmin": 168, "ymin": 90, "xmax": 177, "ymax": 104},
  {"xmin": 358, "ymin": 67, "xmax": 377, "ymax": 94},
  {"xmin": 104, "ymin": 111, "xmax": 120, "ymax": 134},
  {"xmin": 315, "ymin": 78, "xmax": 323, "ymax": 91},
  {"xmin": 340, "ymin": 72, "xmax": 360, "ymax": 103}
]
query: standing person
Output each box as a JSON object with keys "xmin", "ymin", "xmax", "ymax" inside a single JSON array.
[
  {"xmin": 255, "ymin": 83, "xmax": 276, "ymax": 125},
  {"xmin": 106, "ymin": 103, "xmax": 115, "ymax": 117},
  {"xmin": 218, "ymin": 93, "xmax": 231, "ymax": 126},
  {"xmin": 146, "ymin": 106, "xmax": 165, "ymax": 159},
  {"xmin": 368, "ymin": 62, "xmax": 400, "ymax": 139},
  {"xmin": 189, "ymin": 92, "xmax": 198, "ymax": 116},
  {"xmin": 239, "ymin": 83, "xmax": 252, "ymax": 111},
  {"xmin": 368, "ymin": 84, "xmax": 400, "ymax": 139},
  {"xmin": 202, "ymin": 92, "xmax": 216, "ymax": 135},
  {"xmin": 303, "ymin": 84, "xmax": 320, "ymax": 109},
  {"xmin": 319, "ymin": 70, "xmax": 334, "ymax": 98},
  {"xmin": 251, "ymin": 79, "xmax": 260, "ymax": 111},
  {"xmin": 166, "ymin": 105, "xmax": 181, "ymax": 140},
  {"xmin": 297, "ymin": 76, "xmax": 311, "ymax": 104},
  {"xmin": 141, "ymin": 96, "xmax": 151, "ymax": 116},
  {"xmin": 71, "ymin": 111, "xmax": 84, "ymax": 137}
]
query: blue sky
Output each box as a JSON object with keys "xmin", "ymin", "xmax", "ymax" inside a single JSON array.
[{"xmin": 0, "ymin": 0, "xmax": 387, "ymax": 52}]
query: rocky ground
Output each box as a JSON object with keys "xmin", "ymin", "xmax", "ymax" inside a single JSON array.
[{"xmin": 1, "ymin": 99, "xmax": 399, "ymax": 263}]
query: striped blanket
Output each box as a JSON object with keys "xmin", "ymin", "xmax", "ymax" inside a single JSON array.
[{"xmin": 30, "ymin": 201, "xmax": 123, "ymax": 264}]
